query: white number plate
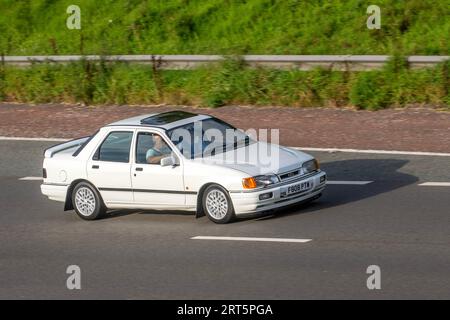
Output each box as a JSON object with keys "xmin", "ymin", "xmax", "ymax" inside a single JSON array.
[{"xmin": 284, "ymin": 180, "xmax": 312, "ymax": 197}]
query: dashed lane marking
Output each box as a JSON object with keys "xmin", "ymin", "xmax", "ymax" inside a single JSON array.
[
  {"xmin": 326, "ymin": 181, "xmax": 373, "ymax": 185},
  {"xmin": 191, "ymin": 236, "xmax": 312, "ymax": 243},
  {"xmin": 419, "ymin": 182, "xmax": 450, "ymax": 187}
]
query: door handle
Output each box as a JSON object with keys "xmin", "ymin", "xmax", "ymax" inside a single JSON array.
[
  {"xmin": 92, "ymin": 165, "xmax": 99, "ymax": 169},
  {"xmin": 135, "ymin": 167, "xmax": 143, "ymax": 172}
]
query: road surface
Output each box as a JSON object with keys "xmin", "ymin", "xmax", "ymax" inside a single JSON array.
[{"xmin": 0, "ymin": 140, "xmax": 449, "ymax": 299}]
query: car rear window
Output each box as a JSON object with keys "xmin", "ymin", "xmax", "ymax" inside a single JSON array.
[
  {"xmin": 72, "ymin": 131, "xmax": 99, "ymax": 157},
  {"xmin": 93, "ymin": 131, "xmax": 133, "ymax": 163}
]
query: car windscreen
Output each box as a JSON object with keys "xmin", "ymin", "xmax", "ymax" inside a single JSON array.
[{"xmin": 166, "ymin": 118, "xmax": 253, "ymax": 159}]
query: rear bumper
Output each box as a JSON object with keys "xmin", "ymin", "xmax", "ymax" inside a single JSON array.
[
  {"xmin": 41, "ymin": 183, "xmax": 68, "ymax": 202},
  {"xmin": 230, "ymin": 171, "xmax": 326, "ymax": 215}
]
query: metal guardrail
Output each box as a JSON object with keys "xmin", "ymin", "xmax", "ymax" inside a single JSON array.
[{"xmin": 1, "ymin": 55, "xmax": 448, "ymax": 70}]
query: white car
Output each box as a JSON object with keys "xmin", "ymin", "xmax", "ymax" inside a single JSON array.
[{"xmin": 41, "ymin": 111, "xmax": 326, "ymax": 223}]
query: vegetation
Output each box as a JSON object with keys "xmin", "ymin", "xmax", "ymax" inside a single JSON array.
[
  {"xmin": 1, "ymin": 58, "xmax": 448, "ymax": 109},
  {"xmin": 0, "ymin": 0, "xmax": 448, "ymax": 56},
  {"xmin": 0, "ymin": 0, "xmax": 448, "ymax": 109}
]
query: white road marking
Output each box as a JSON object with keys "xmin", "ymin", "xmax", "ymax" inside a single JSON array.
[
  {"xmin": 293, "ymin": 147, "xmax": 450, "ymax": 157},
  {"xmin": 326, "ymin": 181, "xmax": 373, "ymax": 185},
  {"xmin": 19, "ymin": 177, "xmax": 43, "ymax": 181},
  {"xmin": 419, "ymin": 182, "xmax": 450, "ymax": 187},
  {"xmin": 0, "ymin": 136, "xmax": 68, "ymax": 142},
  {"xmin": 191, "ymin": 236, "xmax": 312, "ymax": 243}
]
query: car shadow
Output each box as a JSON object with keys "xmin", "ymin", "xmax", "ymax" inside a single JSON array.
[
  {"xmin": 240, "ymin": 158, "xmax": 419, "ymax": 222},
  {"xmin": 104, "ymin": 208, "xmax": 193, "ymax": 219},
  {"xmin": 102, "ymin": 158, "xmax": 418, "ymax": 223}
]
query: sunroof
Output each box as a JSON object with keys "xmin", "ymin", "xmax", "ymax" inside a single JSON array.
[{"xmin": 140, "ymin": 111, "xmax": 197, "ymax": 125}]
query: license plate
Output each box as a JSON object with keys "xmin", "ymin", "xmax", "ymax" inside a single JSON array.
[{"xmin": 284, "ymin": 180, "xmax": 312, "ymax": 197}]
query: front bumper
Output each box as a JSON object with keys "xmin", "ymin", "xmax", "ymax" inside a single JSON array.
[
  {"xmin": 230, "ymin": 171, "xmax": 326, "ymax": 215},
  {"xmin": 41, "ymin": 183, "xmax": 68, "ymax": 202}
]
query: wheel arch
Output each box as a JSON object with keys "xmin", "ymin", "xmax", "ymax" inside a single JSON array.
[
  {"xmin": 195, "ymin": 182, "xmax": 231, "ymax": 218},
  {"xmin": 64, "ymin": 179, "xmax": 102, "ymax": 211}
]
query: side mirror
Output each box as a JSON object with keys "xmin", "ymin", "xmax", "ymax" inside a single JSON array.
[{"xmin": 160, "ymin": 156, "xmax": 179, "ymax": 167}]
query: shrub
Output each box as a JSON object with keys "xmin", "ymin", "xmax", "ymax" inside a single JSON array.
[{"xmin": 1, "ymin": 59, "xmax": 448, "ymax": 109}]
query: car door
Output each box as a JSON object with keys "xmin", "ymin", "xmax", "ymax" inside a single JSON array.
[
  {"xmin": 87, "ymin": 130, "xmax": 134, "ymax": 204},
  {"xmin": 131, "ymin": 131, "xmax": 185, "ymax": 207}
]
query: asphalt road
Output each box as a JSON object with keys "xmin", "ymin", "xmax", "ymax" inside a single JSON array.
[{"xmin": 0, "ymin": 140, "xmax": 449, "ymax": 299}]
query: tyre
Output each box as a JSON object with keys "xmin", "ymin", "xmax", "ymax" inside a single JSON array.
[
  {"xmin": 72, "ymin": 182, "xmax": 106, "ymax": 220},
  {"xmin": 202, "ymin": 185, "xmax": 235, "ymax": 224}
]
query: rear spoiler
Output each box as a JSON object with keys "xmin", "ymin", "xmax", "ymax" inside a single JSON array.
[{"xmin": 44, "ymin": 136, "xmax": 90, "ymax": 158}]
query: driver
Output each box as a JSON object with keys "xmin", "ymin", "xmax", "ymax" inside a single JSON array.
[{"xmin": 146, "ymin": 135, "xmax": 172, "ymax": 164}]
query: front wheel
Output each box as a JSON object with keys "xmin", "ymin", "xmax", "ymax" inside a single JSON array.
[
  {"xmin": 202, "ymin": 185, "xmax": 235, "ymax": 224},
  {"xmin": 72, "ymin": 182, "xmax": 106, "ymax": 220}
]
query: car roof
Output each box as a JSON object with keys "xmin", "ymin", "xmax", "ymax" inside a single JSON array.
[{"xmin": 107, "ymin": 111, "xmax": 212, "ymax": 130}]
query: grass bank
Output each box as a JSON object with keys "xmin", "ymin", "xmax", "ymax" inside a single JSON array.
[
  {"xmin": 0, "ymin": 57, "xmax": 448, "ymax": 109},
  {"xmin": 0, "ymin": 0, "xmax": 448, "ymax": 56}
]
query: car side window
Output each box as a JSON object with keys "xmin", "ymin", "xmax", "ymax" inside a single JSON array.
[
  {"xmin": 136, "ymin": 132, "xmax": 173, "ymax": 165},
  {"xmin": 93, "ymin": 131, "xmax": 133, "ymax": 163}
]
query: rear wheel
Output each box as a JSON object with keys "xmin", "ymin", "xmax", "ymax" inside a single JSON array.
[
  {"xmin": 202, "ymin": 185, "xmax": 235, "ymax": 224},
  {"xmin": 72, "ymin": 182, "xmax": 106, "ymax": 220}
]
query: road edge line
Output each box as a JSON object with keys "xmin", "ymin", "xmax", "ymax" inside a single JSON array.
[
  {"xmin": 292, "ymin": 147, "xmax": 450, "ymax": 157},
  {"xmin": 0, "ymin": 136, "xmax": 68, "ymax": 142},
  {"xmin": 1, "ymin": 137, "xmax": 450, "ymax": 157}
]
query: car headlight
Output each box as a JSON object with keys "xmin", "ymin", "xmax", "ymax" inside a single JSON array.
[
  {"xmin": 302, "ymin": 159, "xmax": 319, "ymax": 174},
  {"xmin": 242, "ymin": 174, "xmax": 280, "ymax": 189}
]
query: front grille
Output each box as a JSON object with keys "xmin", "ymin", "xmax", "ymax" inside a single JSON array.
[{"xmin": 279, "ymin": 168, "xmax": 301, "ymax": 181}]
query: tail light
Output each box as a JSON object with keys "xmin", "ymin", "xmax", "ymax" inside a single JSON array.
[{"xmin": 43, "ymin": 168, "xmax": 47, "ymax": 179}]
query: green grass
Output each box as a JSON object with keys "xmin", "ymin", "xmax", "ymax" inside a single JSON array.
[
  {"xmin": 0, "ymin": 1, "xmax": 448, "ymax": 109},
  {"xmin": 1, "ymin": 58, "xmax": 448, "ymax": 109},
  {"xmin": 0, "ymin": 0, "xmax": 448, "ymax": 55}
]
